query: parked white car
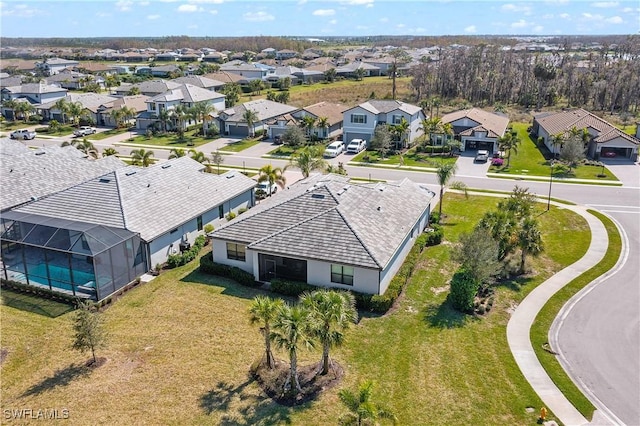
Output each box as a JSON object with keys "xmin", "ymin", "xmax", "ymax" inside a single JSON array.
[
  {"xmin": 324, "ymin": 141, "xmax": 345, "ymax": 158},
  {"xmin": 256, "ymin": 182, "xmax": 278, "ymax": 199},
  {"xmin": 346, "ymin": 138, "xmax": 366, "ymax": 154},
  {"xmin": 10, "ymin": 129, "xmax": 37, "ymax": 140},
  {"xmin": 475, "ymin": 149, "xmax": 489, "ymax": 162},
  {"xmin": 74, "ymin": 126, "xmax": 97, "ymax": 137}
]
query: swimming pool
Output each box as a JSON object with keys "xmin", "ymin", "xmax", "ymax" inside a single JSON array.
[{"xmin": 26, "ymin": 263, "xmax": 95, "ymax": 292}]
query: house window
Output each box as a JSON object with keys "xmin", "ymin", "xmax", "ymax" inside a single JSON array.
[
  {"xmin": 331, "ymin": 265, "xmax": 354, "ymax": 286},
  {"xmin": 197, "ymin": 215, "xmax": 203, "ymax": 231},
  {"xmin": 226, "ymin": 243, "xmax": 246, "ymax": 261},
  {"xmin": 350, "ymin": 114, "xmax": 367, "ymax": 124},
  {"xmin": 218, "ymin": 205, "xmax": 224, "ymax": 219},
  {"xmin": 392, "ymin": 115, "xmax": 403, "ymax": 124}
]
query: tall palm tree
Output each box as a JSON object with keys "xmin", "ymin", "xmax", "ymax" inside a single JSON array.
[
  {"xmin": 54, "ymin": 98, "xmax": 69, "ymax": 124},
  {"xmin": 498, "ymin": 131, "xmax": 520, "ymax": 167},
  {"xmin": 391, "ymin": 117, "xmax": 410, "ymax": 150},
  {"xmin": 550, "ymin": 133, "xmax": 565, "ymax": 158},
  {"xmin": 119, "ymin": 106, "xmax": 136, "ymax": 128},
  {"xmin": 62, "ymin": 139, "xmax": 98, "ymax": 159},
  {"xmin": 130, "ymin": 148, "xmax": 154, "ymax": 167},
  {"xmin": 14, "ymin": 102, "xmax": 35, "ymax": 123},
  {"xmin": 300, "ymin": 115, "xmax": 317, "ymax": 138},
  {"xmin": 242, "ymin": 109, "xmax": 259, "ymax": 138},
  {"xmin": 108, "ymin": 108, "xmax": 124, "ymax": 128},
  {"xmin": 258, "ymin": 164, "xmax": 287, "ymax": 196},
  {"xmin": 436, "ymin": 161, "xmax": 457, "ymax": 216},
  {"xmin": 289, "ymin": 145, "xmax": 326, "ymax": 178},
  {"xmin": 102, "ymin": 147, "xmax": 118, "ymax": 157},
  {"xmin": 158, "ymin": 109, "xmax": 170, "ymax": 134},
  {"xmin": 300, "ymin": 290, "xmax": 357, "ymax": 376},
  {"xmin": 316, "ymin": 116, "xmax": 330, "ymax": 139},
  {"xmin": 67, "ymin": 101, "xmax": 85, "ymax": 128},
  {"xmin": 104, "ymin": 74, "xmax": 120, "ymax": 94},
  {"xmin": 168, "ymin": 148, "xmax": 187, "ymax": 159},
  {"xmin": 190, "ymin": 102, "xmax": 217, "ymax": 137},
  {"xmin": 338, "ymin": 380, "xmax": 398, "ymax": 426},
  {"xmin": 249, "ymin": 296, "xmax": 284, "ymax": 369},
  {"xmin": 171, "ymin": 105, "xmax": 190, "ymax": 136},
  {"xmin": 517, "ymin": 217, "xmax": 544, "ymax": 274},
  {"xmin": 354, "ymin": 67, "xmax": 366, "ymax": 81},
  {"xmin": 270, "ymin": 303, "xmax": 314, "ymax": 396}
]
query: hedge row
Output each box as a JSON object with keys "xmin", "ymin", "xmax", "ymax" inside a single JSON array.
[
  {"xmin": 1, "ymin": 278, "xmax": 79, "ymax": 305},
  {"xmin": 270, "ymin": 278, "xmax": 317, "ymax": 296},
  {"xmin": 416, "ymin": 224, "xmax": 443, "ymax": 250},
  {"xmin": 166, "ymin": 235, "xmax": 206, "ymax": 269},
  {"xmin": 199, "ymin": 253, "xmax": 260, "ymax": 287}
]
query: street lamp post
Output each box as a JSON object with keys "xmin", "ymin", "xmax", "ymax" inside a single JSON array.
[{"xmin": 547, "ymin": 160, "xmax": 554, "ymax": 211}]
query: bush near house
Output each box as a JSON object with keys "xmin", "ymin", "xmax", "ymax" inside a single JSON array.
[
  {"xmin": 166, "ymin": 236, "xmax": 206, "ymax": 269},
  {"xmin": 199, "ymin": 253, "xmax": 260, "ymax": 287},
  {"xmin": 1, "ymin": 279, "xmax": 78, "ymax": 305},
  {"xmin": 269, "ymin": 278, "xmax": 316, "ymax": 296},
  {"xmin": 449, "ymin": 268, "xmax": 480, "ymax": 313}
]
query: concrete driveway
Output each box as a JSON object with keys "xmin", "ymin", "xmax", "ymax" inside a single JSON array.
[
  {"xmin": 601, "ymin": 158, "xmax": 640, "ymax": 187},
  {"xmin": 455, "ymin": 151, "xmax": 492, "ymax": 178}
]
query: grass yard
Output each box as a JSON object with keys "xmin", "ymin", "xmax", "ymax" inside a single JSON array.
[
  {"xmin": 0, "ymin": 194, "xmax": 591, "ymax": 425},
  {"xmin": 125, "ymin": 131, "xmax": 214, "ymax": 148},
  {"xmin": 34, "ymin": 125, "xmax": 77, "ymax": 137},
  {"xmin": 90, "ymin": 128, "xmax": 130, "ymax": 140},
  {"xmin": 489, "ymin": 123, "xmax": 618, "ymax": 181},
  {"xmin": 351, "ymin": 148, "xmax": 458, "ymax": 168},
  {"xmin": 530, "ymin": 210, "xmax": 620, "ymax": 419},
  {"xmin": 218, "ymin": 137, "xmax": 262, "ymax": 152},
  {"xmin": 0, "ymin": 120, "xmax": 33, "ymax": 131},
  {"xmin": 264, "ymin": 145, "xmax": 302, "ymax": 157}
]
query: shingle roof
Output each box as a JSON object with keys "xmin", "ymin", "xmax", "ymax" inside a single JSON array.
[
  {"xmin": 442, "ymin": 108, "xmax": 510, "ymax": 138},
  {"xmin": 221, "ymin": 99, "xmax": 299, "ymax": 123},
  {"xmin": 148, "ymin": 83, "xmax": 225, "ymax": 103},
  {"xmin": 534, "ymin": 108, "xmax": 639, "ymax": 146},
  {"xmin": 114, "ymin": 80, "xmax": 181, "ymax": 95},
  {"xmin": 11, "ymin": 157, "xmax": 256, "ymax": 241},
  {"xmin": 212, "ymin": 174, "xmax": 433, "ymax": 269},
  {"xmin": 346, "ymin": 100, "xmax": 422, "ymax": 116},
  {"xmin": 1, "ymin": 141, "xmax": 126, "ymax": 211},
  {"xmin": 171, "ymin": 75, "xmax": 225, "ymax": 89}
]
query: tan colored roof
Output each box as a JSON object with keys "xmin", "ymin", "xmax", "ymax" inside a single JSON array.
[
  {"xmin": 108, "ymin": 95, "xmax": 150, "ymax": 113},
  {"xmin": 76, "ymin": 62, "xmax": 113, "ymax": 73},
  {"xmin": 534, "ymin": 108, "xmax": 639, "ymax": 145},
  {"xmin": 204, "ymin": 71, "xmax": 244, "ymax": 84},
  {"xmin": 304, "ymin": 63, "xmax": 336, "ymax": 73},
  {"xmin": 442, "ymin": 108, "xmax": 510, "ymax": 138},
  {"xmin": 302, "ymin": 102, "xmax": 346, "ymax": 125}
]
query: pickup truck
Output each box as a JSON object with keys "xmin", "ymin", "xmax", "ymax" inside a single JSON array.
[
  {"xmin": 10, "ymin": 129, "xmax": 37, "ymax": 140},
  {"xmin": 74, "ymin": 126, "xmax": 97, "ymax": 137}
]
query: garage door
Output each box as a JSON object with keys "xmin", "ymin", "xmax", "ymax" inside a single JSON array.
[
  {"xmin": 465, "ymin": 140, "xmax": 495, "ymax": 151},
  {"xmin": 227, "ymin": 124, "xmax": 249, "ymax": 137},
  {"xmin": 600, "ymin": 147, "xmax": 632, "ymax": 159},
  {"xmin": 344, "ymin": 132, "xmax": 371, "ymax": 146}
]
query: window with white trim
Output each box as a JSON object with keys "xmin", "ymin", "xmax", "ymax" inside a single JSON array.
[
  {"xmin": 331, "ymin": 264, "xmax": 354, "ymax": 286},
  {"xmin": 392, "ymin": 114, "xmax": 403, "ymax": 124},
  {"xmin": 350, "ymin": 114, "xmax": 367, "ymax": 124},
  {"xmin": 226, "ymin": 243, "xmax": 246, "ymax": 261}
]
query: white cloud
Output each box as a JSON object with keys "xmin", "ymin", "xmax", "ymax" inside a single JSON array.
[
  {"xmin": 533, "ymin": 25, "xmax": 544, "ymax": 32},
  {"xmin": 139, "ymin": 1, "xmax": 150, "ymax": 5},
  {"xmin": 116, "ymin": 0, "xmax": 133, "ymax": 12},
  {"xmin": 298, "ymin": 0, "xmax": 308, "ymax": 4},
  {"xmin": 464, "ymin": 25, "xmax": 477, "ymax": 33},
  {"xmin": 209, "ymin": 9, "xmax": 218, "ymax": 15},
  {"xmin": 355, "ymin": 25, "xmax": 368, "ymax": 30},
  {"xmin": 511, "ymin": 19, "xmax": 529, "ymax": 28},
  {"xmin": 396, "ymin": 23, "xmax": 405, "ymax": 28},
  {"xmin": 190, "ymin": 0, "xmax": 224, "ymax": 3},
  {"xmin": 592, "ymin": 1, "xmax": 618, "ymax": 7},
  {"xmin": 502, "ymin": 3, "xmax": 532, "ymax": 15},
  {"xmin": 0, "ymin": 3, "xmax": 44, "ymax": 17},
  {"xmin": 379, "ymin": 17, "xmax": 388, "ymax": 23},
  {"xmin": 313, "ymin": 9, "xmax": 335, "ymax": 16},
  {"xmin": 329, "ymin": 19, "xmax": 337, "ymax": 24},
  {"xmin": 147, "ymin": 14, "xmax": 160, "ymax": 19},
  {"xmin": 559, "ymin": 13, "xmax": 570, "ymax": 19},
  {"xmin": 366, "ymin": 3, "xmax": 373, "ymax": 7},
  {"xmin": 243, "ymin": 11, "xmax": 275, "ymax": 22},
  {"xmin": 344, "ymin": 0, "xmax": 374, "ymax": 5},
  {"xmin": 621, "ymin": 7, "xmax": 633, "ymax": 12},
  {"xmin": 582, "ymin": 12, "xmax": 603, "ymax": 20},
  {"xmin": 177, "ymin": 4, "xmax": 202, "ymax": 12},
  {"xmin": 605, "ymin": 15, "xmax": 623, "ymax": 23}
]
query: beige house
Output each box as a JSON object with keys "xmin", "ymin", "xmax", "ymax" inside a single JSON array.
[{"xmin": 441, "ymin": 108, "xmax": 510, "ymax": 153}]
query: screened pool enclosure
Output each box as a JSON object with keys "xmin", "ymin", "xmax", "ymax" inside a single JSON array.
[{"xmin": 1, "ymin": 211, "xmax": 148, "ymax": 301}]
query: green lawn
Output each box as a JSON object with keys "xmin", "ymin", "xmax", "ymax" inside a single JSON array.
[
  {"xmin": 218, "ymin": 137, "xmax": 262, "ymax": 152},
  {"xmin": 0, "ymin": 193, "xmax": 593, "ymax": 425},
  {"xmin": 264, "ymin": 145, "xmax": 299, "ymax": 157},
  {"xmin": 489, "ymin": 123, "xmax": 618, "ymax": 181},
  {"xmin": 34, "ymin": 125, "xmax": 77, "ymax": 136},
  {"xmin": 0, "ymin": 120, "xmax": 34, "ymax": 131},
  {"xmin": 530, "ymin": 210, "xmax": 620, "ymax": 420},
  {"xmin": 351, "ymin": 148, "xmax": 458, "ymax": 168},
  {"xmin": 90, "ymin": 128, "xmax": 130, "ymax": 140},
  {"xmin": 125, "ymin": 131, "xmax": 214, "ymax": 148}
]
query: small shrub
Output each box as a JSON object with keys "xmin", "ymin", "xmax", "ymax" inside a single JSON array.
[
  {"xmin": 204, "ymin": 224, "xmax": 214, "ymax": 234},
  {"xmin": 270, "ymin": 278, "xmax": 316, "ymax": 296},
  {"xmin": 491, "ymin": 158, "xmax": 504, "ymax": 167},
  {"xmin": 416, "ymin": 233, "xmax": 428, "ymax": 251},
  {"xmin": 199, "ymin": 254, "xmax": 259, "ymax": 287},
  {"xmin": 429, "ymin": 212, "xmax": 441, "ymax": 225},
  {"xmin": 449, "ymin": 268, "xmax": 480, "ymax": 313},
  {"xmin": 238, "ymin": 207, "xmax": 248, "ymax": 215},
  {"xmin": 226, "ymin": 211, "xmax": 237, "ymax": 221},
  {"xmin": 424, "ymin": 224, "xmax": 443, "ymax": 246},
  {"xmin": 477, "ymin": 304, "xmax": 486, "ymax": 315},
  {"xmin": 165, "ymin": 235, "xmax": 206, "ymax": 269}
]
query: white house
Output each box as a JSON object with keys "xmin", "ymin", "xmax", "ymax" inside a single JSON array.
[
  {"xmin": 440, "ymin": 108, "xmax": 510, "ymax": 154},
  {"xmin": 210, "ymin": 174, "xmax": 435, "ymax": 295},
  {"xmin": 219, "ymin": 62, "xmax": 268, "ymax": 80},
  {"xmin": 35, "ymin": 57, "xmax": 79, "ymax": 76},
  {"xmin": 342, "ymin": 100, "xmax": 425, "ymax": 148}
]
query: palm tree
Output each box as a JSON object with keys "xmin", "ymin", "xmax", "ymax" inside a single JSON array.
[
  {"xmin": 189, "ymin": 149, "xmax": 211, "ymax": 171},
  {"xmin": 518, "ymin": 217, "xmax": 544, "ymax": 274},
  {"xmin": 171, "ymin": 105, "xmax": 190, "ymax": 137},
  {"xmin": 249, "ymin": 296, "xmax": 284, "ymax": 369},
  {"xmin": 14, "ymin": 102, "xmax": 34, "ymax": 123},
  {"xmin": 257, "ymin": 164, "xmax": 287, "ymax": 196},
  {"xmin": 418, "ymin": 116, "xmax": 442, "ymax": 146},
  {"xmin": 130, "ymin": 148, "xmax": 154, "ymax": 167},
  {"xmin": 119, "ymin": 106, "xmax": 136, "ymax": 128},
  {"xmin": 192, "ymin": 102, "xmax": 217, "ymax": 137},
  {"xmin": 108, "ymin": 108, "xmax": 124, "ymax": 128},
  {"xmin": 67, "ymin": 101, "xmax": 85, "ymax": 128},
  {"xmin": 54, "ymin": 98, "xmax": 69, "ymax": 124},
  {"xmin": 498, "ymin": 131, "xmax": 520, "ymax": 167},
  {"xmin": 300, "ymin": 115, "xmax": 317, "ymax": 138},
  {"xmin": 551, "ymin": 133, "xmax": 564, "ymax": 158},
  {"xmin": 300, "ymin": 290, "xmax": 357, "ymax": 376},
  {"xmin": 62, "ymin": 139, "xmax": 98, "ymax": 159},
  {"xmin": 102, "ymin": 147, "xmax": 118, "ymax": 157},
  {"xmin": 338, "ymin": 380, "xmax": 398, "ymax": 426},
  {"xmin": 104, "ymin": 74, "xmax": 120, "ymax": 94},
  {"xmin": 270, "ymin": 303, "xmax": 314, "ymax": 397},
  {"xmin": 158, "ymin": 109, "xmax": 170, "ymax": 134},
  {"xmin": 289, "ymin": 145, "xmax": 327, "ymax": 178},
  {"xmin": 436, "ymin": 161, "xmax": 457, "ymax": 216},
  {"xmin": 242, "ymin": 109, "xmax": 259, "ymax": 138},
  {"xmin": 391, "ymin": 117, "xmax": 410, "ymax": 150},
  {"xmin": 316, "ymin": 116, "xmax": 330, "ymax": 139},
  {"xmin": 324, "ymin": 68, "xmax": 337, "ymax": 83},
  {"xmin": 168, "ymin": 148, "xmax": 187, "ymax": 159},
  {"xmin": 354, "ymin": 67, "xmax": 366, "ymax": 81}
]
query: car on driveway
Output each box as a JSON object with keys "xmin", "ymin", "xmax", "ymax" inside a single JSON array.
[
  {"xmin": 256, "ymin": 182, "xmax": 278, "ymax": 199},
  {"xmin": 324, "ymin": 140, "xmax": 345, "ymax": 158},
  {"xmin": 74, "ymin": 126, "xmax": 97, "ymax": 137},
  {"xmin": 10, "ymin": 129, "xmax": 37, "ymax": 140},
  {"xmin": 346, "ymin": 138, "xmax": 366, "ymax": 154},
  {"xmin": 475, "ymin": 149, "xmax": 489, "ymax": 162}
]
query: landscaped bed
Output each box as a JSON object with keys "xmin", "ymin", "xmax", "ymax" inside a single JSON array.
[
  {"xmin": 0, "ymin": 193, "xmax": 594, "ymax": 425},
  {"xmin": 350, "ymin": 147, "xmax": 458, "ymax": 168},
  {"xmin": 124, "ymin": 130, "xmax": 214, "ymax": 148},
  {"xmin": 218, "ymin": 137, "xmax": 262, "ymax": 153}
]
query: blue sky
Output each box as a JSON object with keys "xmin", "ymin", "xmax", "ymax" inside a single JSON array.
[{"xmin": 1, "ymin": 0, "xmax": 638, "ymax": 38}]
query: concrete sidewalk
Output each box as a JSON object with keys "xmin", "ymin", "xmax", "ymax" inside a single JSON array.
[{"xmin": 507, "ymin": 204, "xmax": 609, "ymax": 426}]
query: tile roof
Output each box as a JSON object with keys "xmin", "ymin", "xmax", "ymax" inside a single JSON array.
[
  {"xmin": 442, "ymin": 108, "xmax": 510, "ymax": 138},
  {"xmin": 11, "ymin": 157, "xmax": 256, "ymax": 241},
  {"xmin": 105, "ymin": 95, "xmax": 150, "ymax": 113},
  {"xmin": 347, "ymin": 100, "xmax": 422, "ymax": 116},
  {"xmin": 3, "ymin": 83, "xmax": 68, "ymax": 95},
  {"xmin": 212, "ymin": 174, "xmax": 433, "ymax": 269},
  {"xmin": 204, "ymin": 71, "xmax": 244, "ymax": 84},
  {"xmin": 1, "ymin": 140, "xmax": 127, "ymax": 211},
  {"xmin": 40, "ymin": 92, "xmax": 119, "ymax": 113},
  {"xmin": 534, "ymin": 108, "xmax": 639, "ymax": 146},
  {"xmin": 221, "ymin": 99, "xmax": 299, "ymax": 123},
  {"xmin": 114, "ymin": 80, "xmax": 181, "ymax": 95},
  {"xmin": 302, "ymin": 102, "xmax": 347, "ymax": 125},
  {"xmin": 148, "ymin": 83, "xmax": 225, "ymax": 103},
  {"xmin": 171, "ymin": 75, "xmax": 225, "ymax": 89}
]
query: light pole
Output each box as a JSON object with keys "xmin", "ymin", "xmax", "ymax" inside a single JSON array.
[{"xmin": 547, "ymin": 160, "xmax": 554, "ymax": 211}]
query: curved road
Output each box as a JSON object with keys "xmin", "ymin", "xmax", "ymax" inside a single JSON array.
[{"xmin": 20, "ymin": 134, "xmax": 640, "ymax": 424}]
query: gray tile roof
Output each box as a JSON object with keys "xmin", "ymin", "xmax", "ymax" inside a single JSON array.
[
  {"xmin": 148, "ymin": 83, "xmax": 225, "ymax": 103},
  {"xmin": 213, "ymin": 174, "xmax": 434, "ymax": 269},
  {"xmin": 40, "ymin": 92, "xmax": 119, "ymax": 113},
  {"xmin": 347, "ymin": 100, "xmax": 422, "ymax": 116},
  {"xmin": 11, "ymin": 157, "xmax": 256, "ymax": 241},
  {"xmin": 220, "ymin": 99, "xmax": 299, "ymax": 123},
  {"xmin": 4, "ymin": 83, "xmax": 68, "ymax": 95},
  {"xmin": 1, "ymin": 141, "xmax": 126, "ymax": 211},
  {"xmin": 171, "ymin": 75, "xmax": 225, "ymax": 89}
]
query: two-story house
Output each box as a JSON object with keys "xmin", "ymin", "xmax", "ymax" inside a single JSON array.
[
  {"xmin": 292, "ymin": 102, "xmax": 346, "ymax": 140},
  {"xmin": 218, "ymin": 99, "xmax": 299, "ymax": 137},
  {"xmin": 1, "ymin": 82, "xmax": 68, "ymax": 119},
  {"xmin": 440, "ymin": 108, "xmax": 510, "ymax": 154},
  {"xmin": 219, "ymin": 62, "xmax": 269, "ymax": 81},
  {"xmin": 35, "ymin": 57, "xmax": 79, "ymax": 76},
  {"xmin": 342, "ymin": 100, "xmax": 425, "ymax": 148}
]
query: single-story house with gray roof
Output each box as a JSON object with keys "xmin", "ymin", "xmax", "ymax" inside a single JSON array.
[
  {"xmin": 211, "ymin": 174, "xmax": 435, "ymax": 295},
  {"xmin": 218, "ymin": 99, "xmax": 299, "ymax": 137},
  {"xmin": 1, "ymin": 156, "xmax": 256, "ymax": 301}
]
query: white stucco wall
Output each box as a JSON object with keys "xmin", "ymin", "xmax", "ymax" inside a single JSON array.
[
  {"xmin": 306, "ymin": 259, "xmax": 380, "ymax": 294},
  {"xmin": 211, "ymin": 239, "xmax": 254, "ymax": 273},
  {"xmin": 342, "ymin": 106, "xmax": 377, "ymax": 142}
]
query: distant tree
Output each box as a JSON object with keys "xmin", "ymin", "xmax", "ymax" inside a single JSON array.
[
  {"xmin": 282, "ymin": 125, "xmax": 306, "ymax": 147},
  {"xmin": 67, "ymin": 101, "xmax": 85, "ymax": 128},
  {"xmin": 498, "ymin": 131, "xmax": 520, "ymax": 167},
  {"xmin": 61, "ymin": 139, "xmax": 98, "ymax": 159},
  {"xmin": 279, "ymin": 76, "xmax": 291, "ymax": 90},
  {"xmin": 130, "ymin": 148, "xmax": 154, "ymax": 167},
  {"xmin": 289, "ymin": 145, "xmax": 326, "ymax": 178},
  {"xmin": 559, "ymin": 134, "xmax": 586, "ymax": 172},
  {"xmin": 300, "ymin": 115, "xmax": 317, "ymax": 137},
  {"xmin": 390, "ymin": 117, "xmax": 410, "ymax": 150},
  {"xmin": 222, "ymin": 83, "xmax": 240, "ymax": 107},
  {"xmin": 323, "ymin": 68, "xmax": 337, "ymax": 83},
  {"xmin": 189, "ymin": 149, "xmax": 209, "ymax": 164},
  {"xmin": 316, "ymin": 116, "xmax": 330, "ymax": 139},
  {"xmin": 158, "ymin": 109, "xmax": 171, "ymax": 133},
  {"xmin": 249, "ymin": 295, "xmax": 284, "ymax": 369},
  {"xmin": 169, "ymin": 148, "xmax": 186, "ymax": 159},
  {"xmin": 354, "ymin": 67, "xmax": 366, "ymax": 81},
  {"xmin": 14, "ymin": 101, "xmax": 35, "ymax": 123},
  {"xmin": 191, "ymin": 102, "xmax": 217, "ymax": 137},
  {"xmin": 211, "ymin": 149, "xmax": 224, "ymax": 174},
  {"xmin": 389, "ymin": 48, "xmax": 410, "ymax": 100},
  {"xmin": 435, "ymin": 161, "xmax": 457, "ymax": 216},
  {"xmin": 127, "ymin": 86, "xmax": 141, "ymax": 96},
  {"xmin": 54, "ymin": 98, "xmax": 69, "ymax": 124},
  {"xmin": 71, "ymin": 300, "xmax": 106, "ymax": 365},
  {"xmin": 249, "ymin": 78, "xmax": 264, "ymax": 95},
  {"xmin": 276, "ymin": 91, "xmax": 290, "ymax": 104},
  {"xmin": 338, "ymin": 380, "xmax": 398, "ymax": 426},
  {"xmin": 370, "ymin": 124, "xmax": 392, "ymax": 158}
]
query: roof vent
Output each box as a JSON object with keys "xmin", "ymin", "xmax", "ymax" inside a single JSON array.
[
  {"xmin": 161, "ymin": 163, "xmax": 171, "ymax": 169},
  {"xmin": 378, "ymin": 185, "xmax": 385, "ymax": 191},
  {"xmin": 226, "ymin": 173, "xmax": 235, "ymax": 179},
  {"xmin": 311, "ymin": 193, "xmax": 325, "ymax": 199},
  {"xmin": 35, "ymin": 151, "xmax": 46, "ymax": 156},
  {"xmin": 99, "ymin": 178, "xmax": 111, "ymax": 183},
  {"xmin": 147, "ymin": 183, "xmax": 151, "ymax": 188},
  {"xmin": 125, "ymin": 170, "xmax": 137, "ymax": 176},
  {"xmin": 30, "ymin": 196, "xmax": 38, "ymax": 201},
  {"xmin": 377, "ymin": 206, "xmax": 382, "ymax": 211}
]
